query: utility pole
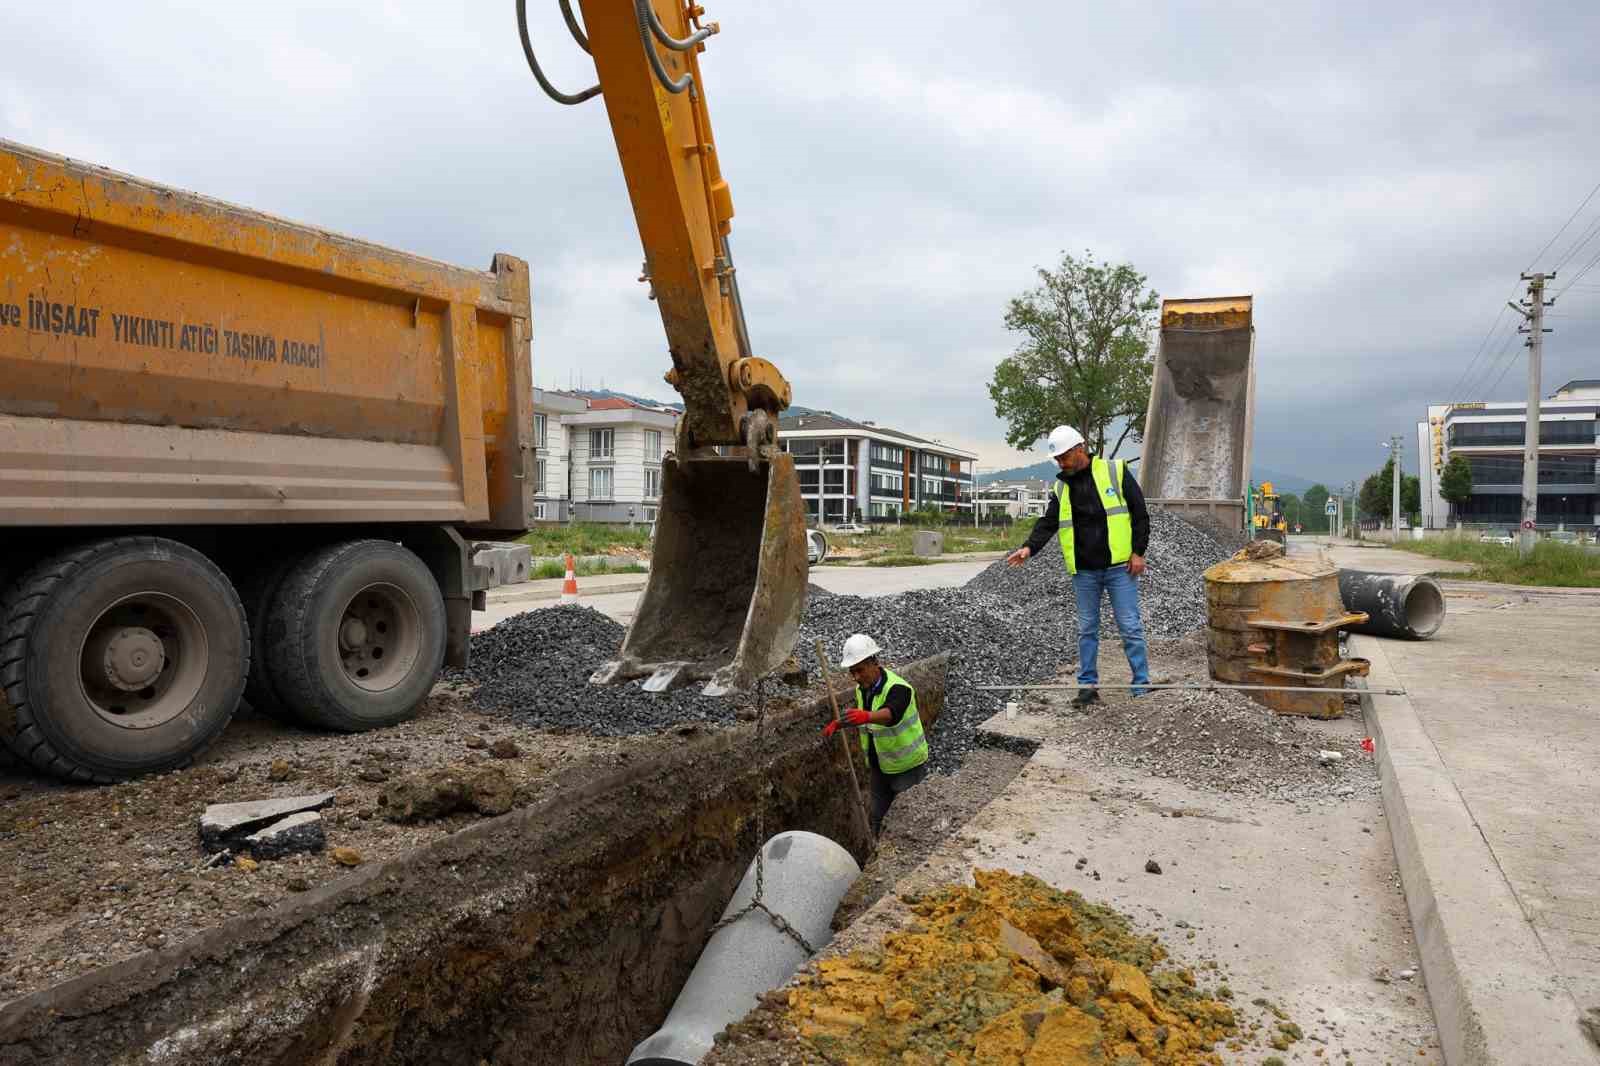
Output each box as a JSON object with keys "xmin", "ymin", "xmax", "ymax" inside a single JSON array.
[
  {"xmin": 1509, "ymin": 272, "xmax": 1553, "ymax": 557},
  {"xmin": 1388, "ymin": 435, "xmax": 1404, "ymax": 541}
]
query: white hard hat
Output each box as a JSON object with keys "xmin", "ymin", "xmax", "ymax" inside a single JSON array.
[
  {"xmin": 838, "ymin": 633, "xmax": 882, "ymax": 669},
  {"xmin": 1044, "ymin": 425, "xmax": 1085, "ymax": 457}
]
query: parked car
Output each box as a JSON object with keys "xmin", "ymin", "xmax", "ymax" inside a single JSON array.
[
  {"xmin": 830, "ymin": 522, "xmax": 870, "ymax": 534},
  {"xmin": 1548, "ymin": 530, "xmax": 1579, "ymax": 544},
  {"xmin": 1478, "ymin": 530, "xmax": 1515, "ymax": 546}
]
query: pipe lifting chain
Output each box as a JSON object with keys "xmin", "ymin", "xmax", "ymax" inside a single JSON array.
[{"xmin": 705, "ymin": 678, "xmax": 818, "ymax": 956}]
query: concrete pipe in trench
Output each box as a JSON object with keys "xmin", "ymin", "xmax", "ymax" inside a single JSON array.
[
  {"xmin": 627, "ymin": 830, "xmax": 860, "ymax": 1065},
  {"xmin": 1337, "ymin": 569, "xmax": 1446, "ymax": 640}
]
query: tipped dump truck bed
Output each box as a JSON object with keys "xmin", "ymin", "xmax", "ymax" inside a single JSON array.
[{"xmin": 1139, "ymin": 296, "xmax": 1255, "ymax": 531}]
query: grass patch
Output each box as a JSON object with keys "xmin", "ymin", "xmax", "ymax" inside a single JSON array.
[
  {"xmin": 826, "ymin": 518, "xmax": 1033, "ymax": 557},
  {"xmin": 530, "ymin": 558, "xmax": 649, "ymax": 580},
  {"xmin": 519, "ymin": 522, "xmax": 652, "ymax": 557},
  {"xmin": 1399, "ymin": 537, "xmax": 1600, "ymax": 587},
  {"xmin": 862, "ymin": 554, "xmax": 939, "ymax": 567}
]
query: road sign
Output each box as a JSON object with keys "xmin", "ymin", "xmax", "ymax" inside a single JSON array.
[
  {"xmin": 1521, "ymin": 519, "xmax": 1536, "ymax": 530},
  {"xmin": 1325, "ymin": 501, "xmax": 1338, "ymax": 515}
]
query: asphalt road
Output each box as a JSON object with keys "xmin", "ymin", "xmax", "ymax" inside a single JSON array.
[{"xmin": 475, "ymin": 559, "xmax": 997, "ymax": 631}]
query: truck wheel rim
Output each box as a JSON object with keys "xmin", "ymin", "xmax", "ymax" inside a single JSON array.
[
  {"xmin": 77, "ymin": 593, "xmax": 208, "ymax": 730},
  {"xmin": 337, "ymin": 583, "xmax": 422, "ymax": 693}
]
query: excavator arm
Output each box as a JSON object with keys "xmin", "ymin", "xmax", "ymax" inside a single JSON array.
[{"xmin": 517, "ymin": 0, "xmax": 808, "ymax": 694}]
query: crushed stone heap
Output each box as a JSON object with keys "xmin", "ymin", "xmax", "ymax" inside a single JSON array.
[{"xmin": 454, "ymin": 511, "xmax": 1234, "ymax": 772}]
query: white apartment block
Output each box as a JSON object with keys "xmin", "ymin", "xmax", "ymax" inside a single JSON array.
[
  {"xmin": 531, "ymin": 388, "xmax": 588, "ymax": 522},
  {"xmin": 777, "ymin": 412, "xmax": 977, "ymax": 524},
  {"xmin": 1417, "ymin": 378, "xmax": 1599, "ymax": 530},
  {"xmin": 976, "ymin": 478, "xmax": 1051, "ymax": 521},
  {"xmin": 562, "ymin": 396, "xmax": 677, "ymax": 525}
]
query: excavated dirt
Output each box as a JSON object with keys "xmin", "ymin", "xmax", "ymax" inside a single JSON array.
[
  {"xmin": 708, "ymin": 869, "xmax": 1261, "ymax": 1065},
  {"xmin": 0, "ymin": 693, "xmax": 637, "ymax": 1005},
  {"xmin": 831, "ymin": 748, "xmax": 1027, "ymax": 932},
  {"xmin": 0, "ymin": 693, "xmax": 874, "ymax": 1065}
]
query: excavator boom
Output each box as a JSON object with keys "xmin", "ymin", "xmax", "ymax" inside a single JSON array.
[{"xmin": 519, "ymin": 0, "xmax": 806, "ymax": 693}]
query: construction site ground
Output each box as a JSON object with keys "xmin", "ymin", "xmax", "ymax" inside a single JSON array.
[
  {"xmin": 1314, "ymin": 539, "xmax": 1600, "ymax": 1064},
  {"xmin": 708, "ymin": 636, "xmax": 1442, "ymax": 1066},
  {"xmin": 6, "ymin": 543, "xmax": 1598, "ymax": 1063}
]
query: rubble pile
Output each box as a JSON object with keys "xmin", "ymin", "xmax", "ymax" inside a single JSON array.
[
  {"xmin": 455, "ymin": 512, "xmax": 1236, "ymax": 772},
  {"xmin": 782, "ymin": 868, "xmax": 1244, "ymax": 1064}
]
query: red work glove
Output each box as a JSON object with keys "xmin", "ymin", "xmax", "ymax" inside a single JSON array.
[
  {"xmin": 821, "ymin": 719, "xmax": 841, "ymax": 738},
  {"xmin": 843, "ymin": 708, "xmax": 871, "ymax": 726}
]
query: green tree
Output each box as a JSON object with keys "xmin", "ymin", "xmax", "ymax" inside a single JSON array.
[
  {"xmin": 1439, "ymin": 455, "xmax": 1473, "ymax": 523},
  {"xmin": 1303, "ymin": 484, "xmax": 1330, "ymax": 533},
  {"xmin": 1359, "ymin": 457, "xmax": 1421, "ymax": 522},
  {"xmin": 1279, "ymin": 492, "xmax": 1302, "ymax": 529},
  {"xmin": 988, "ymin": 251, "xmax": 1159, "ymax": 458}
]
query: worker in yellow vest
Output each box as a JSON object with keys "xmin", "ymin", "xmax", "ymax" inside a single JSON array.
[
  {"xmin": 1005, "ymin": 425, "xmax": 1151, "ymax": 708},
  {"xmin": 822, "ymin": 633, "xmax": 929, "ymax": 834}
]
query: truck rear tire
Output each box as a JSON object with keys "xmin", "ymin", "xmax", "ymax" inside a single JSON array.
[
  {"xmin": 238, "ymin": 554, "xmax": 303, "ymax": 720},
  {"xmin": 0, "ymin": 537, "xmax": 247, "ymax": 783},
  {"xmin": 264, "ymin": 540, "xmax": 446, "ymax": 732}
]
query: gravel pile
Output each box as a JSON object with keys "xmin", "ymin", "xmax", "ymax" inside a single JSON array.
[
  {"xmin": 963, "ymin": 510, "xmax": 1232, "ymax": 639},
  {"xmin": 456, "ymin": 511, "xmax": 1235, "ymax": 770},
  {"xmin": 1040, "ymin": 635, "xmax": 1378, "ymax": 804},
  {"xmin": 447, "ymin": 605, "xmax": 755, "ymax": 733}
]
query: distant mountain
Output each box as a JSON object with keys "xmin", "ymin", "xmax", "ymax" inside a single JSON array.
[
  {"xmin": 979, "ymin": 459, "xmax": 1331, "ymax": 496},
  {"xmin": 978, "ymin": 460, "xmax": 1057, "ymax": 484}
]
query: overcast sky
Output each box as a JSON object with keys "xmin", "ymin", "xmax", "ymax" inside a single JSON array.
[{"xmin": 6, "ymin": 2, "xmax": 1599, "ymax": 486}]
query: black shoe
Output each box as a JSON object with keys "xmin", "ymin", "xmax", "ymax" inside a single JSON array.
[{"xmin": 1071, "ymin": 688, "xmax": 1100, "ymax": 710}]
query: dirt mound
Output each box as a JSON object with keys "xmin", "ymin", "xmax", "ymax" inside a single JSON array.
[{"xmin": 784, "ymin": 868, "xmax": 1244, "ymax": 1064}]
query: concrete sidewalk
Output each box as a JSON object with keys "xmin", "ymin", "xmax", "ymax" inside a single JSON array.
[{"xmin": 1352, "ymin": 580, "xmax": 1600, "ymax": 1064}]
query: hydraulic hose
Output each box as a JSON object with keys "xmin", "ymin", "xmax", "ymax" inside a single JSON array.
[
  {"xmin": 517, "ymin": 0, "xmax": 602, "ymax": 105},
  {"xmin": 723, "ymin": 235, "xmax": 755, "ymax": 361},
  {"xmin": 639, "ymin": 0, "xmax": 717, "ymax": 51},
  {"xmin": 558, "ymin": 0, "xmax": 590, "ymax": 53},
  {"xmin": 634, "ymin": 0, "xmax": 692, "ymax": 94}
]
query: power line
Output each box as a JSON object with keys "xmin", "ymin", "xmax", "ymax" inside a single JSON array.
[{"xmin": 1526, "ymin": 176, "xmax": 1600, "ymax": 271}]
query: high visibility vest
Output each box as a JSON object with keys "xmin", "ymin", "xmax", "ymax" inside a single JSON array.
[
  {"xmin": 856, "ymin": 668, "xmax": 928, "ymax": 775},
  {"xmin": 1054, "ymin": 458, "xmax": 1133, "ymax": 575}
]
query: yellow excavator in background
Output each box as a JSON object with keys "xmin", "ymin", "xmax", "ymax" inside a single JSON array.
[
  {"xmin": 517, "ymin": 0, "xmax": 807, "ymax": 695},
  {"xmin": 1252, "ymin": 482, "xmax": 1288, "ymax": 543}
]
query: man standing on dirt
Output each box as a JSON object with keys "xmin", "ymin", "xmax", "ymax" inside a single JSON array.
[
  {"xmin": 823, "ymin": 633, "xmax": 929, "ymax": 834},
  {"xmin": 1005, "ymin": 425, "xmax": 1151, "ymax": 708}
]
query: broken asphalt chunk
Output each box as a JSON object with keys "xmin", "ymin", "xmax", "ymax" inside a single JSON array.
[{"xmin": 198, "ymin": 792, "xmax": 336, "ymax": 853}]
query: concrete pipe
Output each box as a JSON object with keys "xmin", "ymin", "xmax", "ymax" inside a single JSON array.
[
  {"xmin": 1337, "ymin": 570, "xmax": 1446, "ymax": 640},
  {"xmin": 627, "ymin": 831, "xmax": 860, "ymax": 1065}
]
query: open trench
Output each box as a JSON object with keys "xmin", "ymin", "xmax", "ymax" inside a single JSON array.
[{"xmin": 0, "ymin": 661, "xmax": 949, "ymax": 1066}]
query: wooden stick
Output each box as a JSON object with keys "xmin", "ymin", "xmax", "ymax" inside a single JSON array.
[{"xmin": 815, "ymin": 639, "xmax": 875, "ymax": 846}]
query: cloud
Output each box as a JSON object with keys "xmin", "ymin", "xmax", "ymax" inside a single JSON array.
[{"xmin": 3, "ymin": 0, "xmax": 1598, "ymax": 489}]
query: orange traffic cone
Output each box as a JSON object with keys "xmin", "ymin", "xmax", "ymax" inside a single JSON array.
[{"xmin": 561, "ymin": 553, "xmax": 579, "ymax": 604}]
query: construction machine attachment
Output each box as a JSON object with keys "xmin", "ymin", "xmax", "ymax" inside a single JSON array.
[{"xmin": 590, "ymin": 452, "xmax": 808, "ymax": 696}]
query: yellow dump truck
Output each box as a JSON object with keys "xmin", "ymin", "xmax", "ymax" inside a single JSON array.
[{"xmin": 0, "ymin": 140, "xmax": 534, "ymax": 782}]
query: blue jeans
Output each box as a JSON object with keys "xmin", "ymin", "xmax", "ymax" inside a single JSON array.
[{"xmin": 1071, "ymin": 564, "xmax": 1150, "ymax": 693}]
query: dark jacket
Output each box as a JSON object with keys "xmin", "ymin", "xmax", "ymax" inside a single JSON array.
[{"xmin": 1022, "ymin": 458, "xmax": 1151, "ymax": 570}]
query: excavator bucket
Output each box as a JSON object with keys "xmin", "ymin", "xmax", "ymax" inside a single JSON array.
[{"xmin": 591, "ymin": 453, "xmax": 808, "ymax": 696}]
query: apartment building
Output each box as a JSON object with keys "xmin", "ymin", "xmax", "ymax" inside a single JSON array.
[
  {"xmin": 563, "ymin": 396, "xmax": 678, "ymax": 525},
  {"xmin": 976, "ymin": 478, "xmax": 1051, "ymax": 521},
  {"xmin": 1417, "ymin": 378, "xmax": 1599, "ymax": 529},
  {"xmin": 531, "ymin": 388, "xmax": 588, "ymax": 522},
  {"xmin": 776, "ymin": 412, "xmax": 977, "ymax": 523}
]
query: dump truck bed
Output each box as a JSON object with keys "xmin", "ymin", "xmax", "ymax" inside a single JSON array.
[
  {"xmin": 1139, "ymin": 296, "xmax": 1255, "ymax": 531},
  {"xmin": 0, "ymin": 139, "xmax": 533, "ymax": 530}
]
